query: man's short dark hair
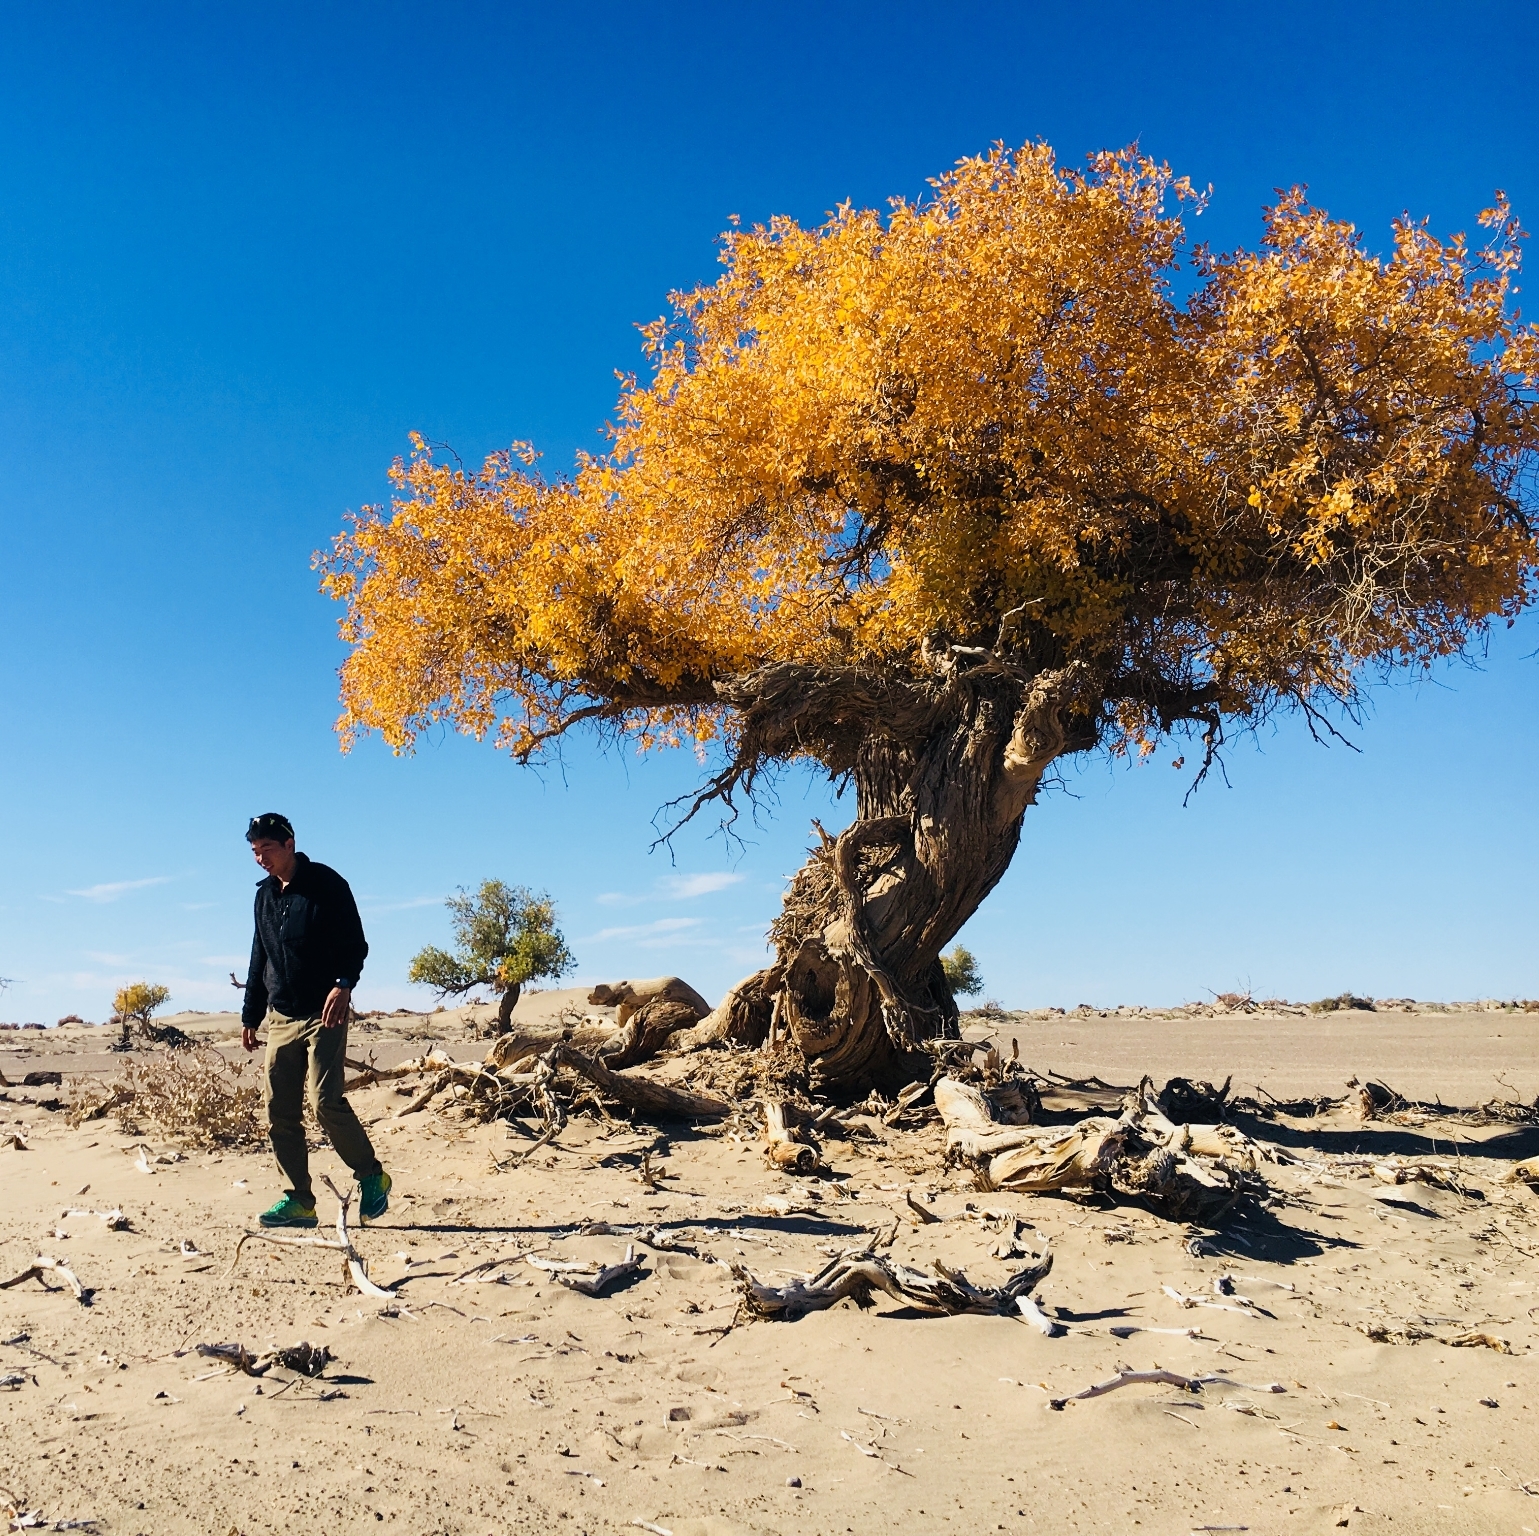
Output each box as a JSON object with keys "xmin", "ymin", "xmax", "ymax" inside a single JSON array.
[{"xmin": 246, "ymin": 812, "xmax": 295, "ymax": 844}]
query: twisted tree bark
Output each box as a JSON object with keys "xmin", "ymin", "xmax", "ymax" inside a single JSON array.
[{"xmin": 705, "ymin": 658, "xmax": 1096, "ymax": 1093}]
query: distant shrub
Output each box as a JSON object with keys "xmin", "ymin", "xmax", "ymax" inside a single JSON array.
[
  {"xmin": 941, "ymin": 945, "xmax": 983, "ymax": 998},
  {"xmin": 110, "ymin": 982, "xmax": 192, "ymax": 1051},
  {"xmin": 1308, "ymin": 992, "xmax": 1375, "ymax": 1014}
]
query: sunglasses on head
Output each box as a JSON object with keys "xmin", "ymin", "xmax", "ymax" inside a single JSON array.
[{"xmin": 247, "ymin": 814, "xmax": 294, "ymax": 842}]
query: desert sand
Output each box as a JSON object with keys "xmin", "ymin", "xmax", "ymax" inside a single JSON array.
[{"xmin": 2, "ymin": 994, "xmax": 1536, "ymax": 1536}]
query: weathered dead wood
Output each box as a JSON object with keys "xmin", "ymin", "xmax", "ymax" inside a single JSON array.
[
  {"xmin": 599, "ymin": 997, "xmax": 704, "ymax": 1069},
  {"xmin": 528, "ymin": 1245, "xmax": 643, "ymax": 1296},
  {"xmin": 195, "ymin": 1341, "xmax": 333, "ymax": 1377},
  {"xmin": 1506, "ymin": 1155, "xmax": 1539, "ymax": 1188},
  {"xmin": 321, "ymin": 1174, "xmax": 395, "ymax": 1296},
  {"xmin": 1047, "ymin": 1367, "xmax": 1285, "ymax": 1411},
  {"xmin": 1156, "ymin": 1075, "xmax": 1232, "ymax": 1123},
  {"xmin": 1129, "ymin": 1078, "xmax": 1261, "ymax": 1171},
  {"xmin": 733, "ymin": 1243, "xmax": 1052, "ymax": 1321},
  {"xmin": 670, "ymin": 971, "xmax": 774, "ymax": 1053},
  {"xmin": 905, "ymin": 1190, "xmax": 943, "ymax": 1224},
  {"xmin": 1015, "ymin": 1294, "xmax": 1063, "ymax": 1336},
  {"xmin": 550, "ymin": 1043, "xmax": 730, "ymax": 1120},
  {"xmin": 387, "ymin": 1049, "xmax": 540, "ymax": 1121},
  {"xmin": 485, "ymin": 1020, "xmax": 620, "ymax": 1074},
  {"xmin": 226, "ymin": 1180, "xmax": 394, "ymax": 1300},
  {"xmin": 936, "ymin": 1078, "xmax": 1125, "ymax": 1191},
  {"xmin": 0, "ymin": 1256, "xmax": 86, "ymax": 1304},
  {"xmin": 763, "ymin": 1100, "xmax": 820, "ymax": 1173},
  {"xmin": 1116, "ymin": 1146, "xmax": 1242, "ymax": 1225}
]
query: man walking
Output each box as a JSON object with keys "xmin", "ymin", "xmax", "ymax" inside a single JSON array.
[{"xmin": 241, "ymin": 812, "xmax": 391, "ymax": 1228}]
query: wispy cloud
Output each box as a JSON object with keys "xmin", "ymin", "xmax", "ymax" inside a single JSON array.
[
  {"xmin": 660, "ymin": 872, "xmax": 744, "ymax": 899},
  {"xmin": 359, "ymin": 895, "xmax": 447, "ymax": 914},
  {"xmin": 68, "ymin": 876, "xmax": 172, "ymax": 903},
  {"xmin": 198, "ymin": 955, "xmax": 247, "ymax": 967},
  {"xmin": 588, "ymin": 917, "xmax": 702, "ymax": 943},
  {"xmin": 597, "ymin": 872, "xmax": 744, "ymax": 908}
]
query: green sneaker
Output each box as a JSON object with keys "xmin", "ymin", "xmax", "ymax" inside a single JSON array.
[
  {"xmin": 258, "ymin": 1193, "xmax": 318, "ymax": 1228},
  {"xmin": 358, "ymin": 1170, "xmax": 391, "ymax": 1222}
]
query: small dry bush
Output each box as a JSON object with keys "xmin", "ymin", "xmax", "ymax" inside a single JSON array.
[
  {"xmin": 69, "ymin": 1046, "xmax": 263, "ymax": 1147},
  {"xmin": 1308, "ymin": 992, "xmax": 1376, "ymax": 1014}
]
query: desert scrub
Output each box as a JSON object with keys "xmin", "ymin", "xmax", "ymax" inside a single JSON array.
[
  {"xmin": 68, "ymin": 1046, "xmax": 263, "ymax": 1146},
  {"xmin": 1308, "ymin": 992, "xmax": 1376, "ymax": 1013}
]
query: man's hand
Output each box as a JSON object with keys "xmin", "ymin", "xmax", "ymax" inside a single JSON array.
[
  {"xmin": 241, "ymin": 1027, "xmax": 260, "ymax": 1052},
  {"xmin": 321, "ymin": 986, "xmax": 353, "ymax": 1030}
]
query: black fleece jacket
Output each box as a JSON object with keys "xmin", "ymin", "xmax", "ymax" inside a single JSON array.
[{"xmin": 242, "ymin": 853, "xmax": 368, "ymax": 1026}]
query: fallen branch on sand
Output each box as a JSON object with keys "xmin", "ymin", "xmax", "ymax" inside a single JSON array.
[
  {"xmin": 528, "ymin": 1245, "xmax": 644, "ymax": 1296},
  {"xmin": 225, "ymin": 1177, "xmax": 394, "ymax": 1299},
  {"xmin": 0, "ymin": 1257, "xmax": 86, "ymax": 1304},
  {"xmin": 733, "ymin": 1243, "xmax": 1052, "ymax": 1321},
  {"xmin": 194, "ymin": 1341, "xmax": 333, "ymax": 1377},
  {"xmin": 549, "ymin": 1042, "xmax": 731, "ymax": 1120},
  {"xmin": 1047, "ymin": 1367, "xmax": 1285, "ymax": 1411}
]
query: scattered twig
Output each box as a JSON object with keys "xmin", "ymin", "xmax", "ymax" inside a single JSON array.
[
  {"xmin": 0, "ymin": 1257, "xmax": 86, "ymax": 1304},
  {"xmin": 1048, "ymin": 1368, "xmax": 1284, "ymax": 1411}
]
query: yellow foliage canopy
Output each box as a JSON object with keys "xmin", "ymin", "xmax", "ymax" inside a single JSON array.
[{"xmin": 322, "ymin": 144, "xmax": 1539, "ymax": 767}]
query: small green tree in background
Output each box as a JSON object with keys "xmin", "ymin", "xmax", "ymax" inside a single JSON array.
[
  {"xmin": 112, "ymin": 981, "xmax": 171, "ymax": 1051},
  {"xmin": 409, "ymin": 881, "xmax": 574, "ymax": 1034},
  {"xmin": 941, "ymin": 946, "xmax": 983, "ymax": 1001}
]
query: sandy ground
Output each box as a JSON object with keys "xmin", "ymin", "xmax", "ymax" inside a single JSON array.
[{"xmin": 2, "ymin": 998, "xmax": 1537, "ymax": 1536}]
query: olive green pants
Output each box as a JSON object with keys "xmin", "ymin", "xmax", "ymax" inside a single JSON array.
[{"xmin": 262, "ymin": 1009, "xmax": 381, "ymax": 1200}]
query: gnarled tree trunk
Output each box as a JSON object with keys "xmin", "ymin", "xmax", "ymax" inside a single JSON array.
[
  {"xmin": 496, "ymin": 981, "xmax": 522, "ymax": 1034},
  {"xmin": 708, "ymin": 658, "xmax": 1095, "ymax": 1093}
]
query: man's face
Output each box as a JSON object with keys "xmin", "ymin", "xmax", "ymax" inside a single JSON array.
[{"xmin": 250, "ymin": 836, "xmax": 298, "ymax": 881}]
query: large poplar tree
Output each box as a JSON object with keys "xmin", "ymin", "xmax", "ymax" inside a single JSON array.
[{"xmin": 322, "ymin": 145, "xmax": 1539, "ymax": 1091}]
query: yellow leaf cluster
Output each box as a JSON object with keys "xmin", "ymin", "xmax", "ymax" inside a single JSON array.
[{"xmin": 321, "ymin": 143, "xmax": 1538, "ymax": 761}]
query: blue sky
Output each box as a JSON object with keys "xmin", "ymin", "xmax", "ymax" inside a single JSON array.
[{"xmin": 2, "ymin": 1, "xmax": 1536, "ymax": 1023}]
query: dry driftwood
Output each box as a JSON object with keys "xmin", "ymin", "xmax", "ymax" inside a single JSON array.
[
  {"xmin": 195, "ymin": 1341, "xmax": 333, "ymax": 1377},
  {"xmin": 665, "ymin": 971, "xmax": 773, "ymax": 1053},
  {"xmin": 763, "ymin": 1100, "xmax": 820, "ymax": 1173},
  {"xmin": 1047, "ymin": 1367, "xmax": 1285, "ymax": 1411},
  {"xmin": 936, "ymin": 1079, "xmax": 1126, "ymax": 1191},
  {"xmin": 1117, "ymin": 1146, "xmax": 1243, "ymax": 1225},
  {"xmin": 1506, "ymin": 1155, "xmax": 1539, "ymax": 1188},
  {"xmin": 599, "ymin": 997, "xmax": 705, "ymax": 1068},
  {"xmin": 0, "ymin": 1256, "xmax": 85, "ymax": 1304},
  {"xmin": 484, "ymin": 1019, "xmax": 620, "ymax": 1074},
  {"xmin": 527, "ymin": 1244, "xmax": 643, "ymax": 1296},
  {"xmin": 734, "ymin": 1243, "xmax": 1052, "ymax": 1321},
  {"xmin": 589, "ymin": 976, "xmax": 711, "ymax": 1027},
  {"xmin": 550, "ymin": 1043, "xmax": 730, "ymax": 1120},
  {"xmin": 226, "ymin": 1176, "xmax": 394, "ymax": 1299}
]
